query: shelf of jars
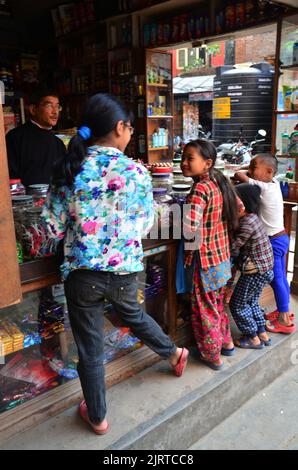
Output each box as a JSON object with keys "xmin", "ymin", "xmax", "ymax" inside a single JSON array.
[{"xmin": 145, "ymin": 50, "xmax": 174, "ymax": 163}]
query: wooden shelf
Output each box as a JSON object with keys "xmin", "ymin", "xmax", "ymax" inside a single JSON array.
[
  {"xmin": 147, "ymin": 83, "xmax": 169, "ymax": 88},
  {"xmin": 149, "ymin": 146, "xmax": 169, "ymax": 151},
  {"xmin": 148, "ymin": 115, "xmax": 173, "ymax": 119},
  {"xmin": 276, "ymin": 154, "xmax": 298, "ymax": 158},
  {"xmin": 280, "ymin": 64, "xmax": 298, "ymax": 70}
]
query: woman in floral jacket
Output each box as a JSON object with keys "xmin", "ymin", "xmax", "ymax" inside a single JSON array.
[{"xmin": 42, "ymin": 93, "xmax": 188, "ymax": 435}]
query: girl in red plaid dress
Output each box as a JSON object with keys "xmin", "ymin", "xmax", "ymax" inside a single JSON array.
[{"xmin": 182, "ymin": 139, "xmax": 239, "ymax": 370}]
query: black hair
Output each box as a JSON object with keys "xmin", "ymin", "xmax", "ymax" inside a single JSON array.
[
  {"xmin": 184, "ymin": 139, "xmax": 239, "ymax": 236},
  {"xmin": 236, "ymin": 183, "xmax": 261, "ymax": 214},
  {"xmin": 29, "ymin": 89, "xmax": 59, "ymax": 105},
  {"xmin": 52, "ymin": 93, "xmax": 134, "ymax": 187},
  {"xmin": 253, "ymin": 153, "xmax": 278, "ymax": 175}
]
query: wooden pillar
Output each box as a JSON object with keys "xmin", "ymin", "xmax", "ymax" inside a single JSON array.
[{"xmin": 0, "ymin": 106, "xmax": 22, "ymax": 307}]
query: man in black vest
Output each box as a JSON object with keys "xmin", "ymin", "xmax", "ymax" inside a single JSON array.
[{"xmin": 6, "ymin": 90, "xmax": 66, "ymax": 187}]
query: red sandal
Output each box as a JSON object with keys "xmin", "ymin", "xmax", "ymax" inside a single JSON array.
[
  {"xmin": 173, "ymin": 347, "xmax": 189, "ymax": 377},
  {"xmin": 79, "ymin": 400, "xmax": 110, "ymax": 435},
  {"xmin": 265, "ymin": 319, "xmax": 296, "ymax": 334},
  {"xmin": 264, "ymin": 310, "xmax": 295, "ymax": 322}
]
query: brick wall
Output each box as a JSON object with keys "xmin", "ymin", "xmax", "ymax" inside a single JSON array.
[{"xmin": 235, "ymin": 30, "xmax": 277, "ymax": 64}]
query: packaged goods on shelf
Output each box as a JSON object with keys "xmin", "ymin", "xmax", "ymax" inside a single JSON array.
[
  {"xmin": 48, "ymin": 358, "xmax": 78, "ymax": 379},
  {"xmin": 0, "ymin": 327, "xmax": 13, "ymax": 356},
  {"xmin": 38, "ymin": 300, "xmax": 65, "ymax": 340},
  {"xmin": 0, "ymin": 320, "xmax": 24, "ymax": 353},
  {"xmin": 0, "ymin": 352, "xmax": 59, "ymax": 389}
]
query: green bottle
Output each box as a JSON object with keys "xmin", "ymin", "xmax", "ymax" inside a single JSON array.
[{"xmin": 286, "ymin": 165, "xmax": 294, "ymax": 180}]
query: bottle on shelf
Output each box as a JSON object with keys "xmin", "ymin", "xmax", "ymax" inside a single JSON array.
[
  {"xmin": 286, "ymin": 165, "xmax": 294, "ymax": 180},
  {"xmin": 225, "ymin": 1, "xmax": 236, "ymax": 31},
  {"xmin": 281, "ymin": 132, "xmax": 289, "ymax": 154}
]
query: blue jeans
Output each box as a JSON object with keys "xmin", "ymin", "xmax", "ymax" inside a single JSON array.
[
  {"xmin": 270, "ymin": 234, "xmax": 290, "ymax": 313},
  {"xmin": 64, "ymin": 269, "xmax": 177, "ymax": 424}
]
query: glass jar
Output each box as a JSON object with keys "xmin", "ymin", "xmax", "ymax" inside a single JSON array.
[
  {"xmin": 10, "ymin": 179, "xmax": 26, "ymax": 196},
  {"xmin": 11, "ymin": 195, "xmax": 34, "ymax": 263},
  {"xmin": 22, "ymin": 207, "xmax": 53, "ymax": 260},
  {"xmin": 12, "ymin": 195, "xmax": 34, "ymax": 224},
  {"xmin": 173, "ymin": 156, "xmax": 182, "ymax": 168},
  {"xmin": 27, "ymin": 184, "xmax": 49, "ymax": 207},
  {"xmin": 171, "ymin": 184, "xmax": 191, "ymax": 206},
  {"xmin": 151, "ymin": 173, "xmax": 173, "ymax": 192},
  {"xmin": 153, "ymin": 187, "xmax": 173, "ymax": 228},
  {"xmin": 172, "ymin": 168, "xmax": 193, "ymax": 186}
]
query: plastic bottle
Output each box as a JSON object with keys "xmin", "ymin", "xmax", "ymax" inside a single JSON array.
[
  {"xmin": 152, "ymin": 130, "xmax": 158, "ymax": 148},
  {"xmin": 281, "ymin": 132, "xmax": 289, "ymax": 154},
  {"xmin": 286, "ymin": 165, "xmax": 294, "ymax": 180}
]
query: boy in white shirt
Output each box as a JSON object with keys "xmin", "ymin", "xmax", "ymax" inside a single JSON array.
[{"xmin": 234, "ymin": 154, "xmax": 295, "ymax": 334}]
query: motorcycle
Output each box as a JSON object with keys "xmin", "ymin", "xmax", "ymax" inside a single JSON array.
[{"xmin": 217, "ymin": 129, "xmax": 267, "ymax": 165}]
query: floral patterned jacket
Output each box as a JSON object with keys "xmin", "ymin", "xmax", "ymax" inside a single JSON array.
[{"xmin": 41, "ymin": 146, "xmax": 154, "ymax": 280}]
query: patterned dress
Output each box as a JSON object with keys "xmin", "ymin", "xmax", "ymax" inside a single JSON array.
[{"xmin": 184, "ymin": 172, "xmax": 232, "ymax": 362}]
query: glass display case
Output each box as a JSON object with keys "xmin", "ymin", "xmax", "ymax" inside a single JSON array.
[
  {"xmin": 145, "ymin": 49, "xmax": 174, "ymax": 163},
  {"xmin": 0, "ymin": 241, "xmax": 178, "ymax": 417}
]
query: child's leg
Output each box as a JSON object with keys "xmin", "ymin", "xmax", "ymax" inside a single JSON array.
[
  {"xmin": 270, "ymin": 235, "xmax": 291, "ymax": 324},
  {"xmin": 217, "ymin": 287, "xmax": 234, "ymax": 348},
  {"xmin": 250, "ymin": 271, "xmax": 274, "ymax": 340},
  {"xmin": 191, "ymin": 286, "xmax": 230, "ymax": 364},
  {"xmin": 229, "ymin": 274, "xmax": 259, "ymax": 340}
]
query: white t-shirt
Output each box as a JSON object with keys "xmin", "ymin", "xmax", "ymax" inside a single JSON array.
[{"xmin": 248, "ymin": 177, "xmax": 284, "ymax": 236}]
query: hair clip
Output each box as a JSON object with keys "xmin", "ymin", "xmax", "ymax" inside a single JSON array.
[{"xmin": 78, "ymin": 126, "xmax": 91, "ymax": 140}]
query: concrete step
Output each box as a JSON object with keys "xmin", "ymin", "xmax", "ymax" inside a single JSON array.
[
  {"xmin": 1, "ymin": 294, "xmax": 297, "ymax": 450},
  {"xmin": 189, "ymin": 364, "xmax": 298, "ymax": 450}
]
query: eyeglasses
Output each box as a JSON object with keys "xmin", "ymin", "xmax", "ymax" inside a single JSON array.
[
  {"xmin": 38, "ymin": 102, "xmax": 63, "ymax": 112},
  {"xmin": 124, "ymin": 123, "xmax": 134, "ymax": 135}
]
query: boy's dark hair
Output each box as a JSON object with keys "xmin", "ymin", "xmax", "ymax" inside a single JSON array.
[
  {"xmin": 254, "ymin": 153, "xmax": 278, "ymax": 175},
  {"xmin": 29, "ymin": 89, "xmax": 59, "ymax": 105},
  {"xmin": 236, "ymin": 183, "xmax": 261, "ymax": 214}
]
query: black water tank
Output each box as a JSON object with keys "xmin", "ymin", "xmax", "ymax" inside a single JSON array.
[{"xmin": 212, "ymin": 63, "xmax": 274, "ymax": 146}]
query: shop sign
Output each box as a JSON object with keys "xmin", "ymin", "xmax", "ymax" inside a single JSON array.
[{"xmin": 213, "ymin": 97, "xmax": 231, "ymax": 119}]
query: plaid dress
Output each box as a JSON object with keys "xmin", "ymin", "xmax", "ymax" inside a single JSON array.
[{"xmin": 184, "ymin": 172, "xmax": 233, "ymax": 362}]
